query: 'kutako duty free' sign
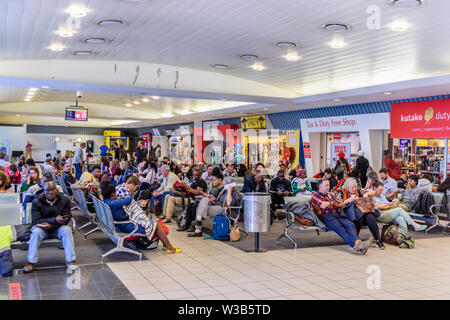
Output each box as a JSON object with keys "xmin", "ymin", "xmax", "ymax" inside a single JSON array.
[{"xmin": 391, "ymin": 99, "xmax": 450, "ymax": 138}]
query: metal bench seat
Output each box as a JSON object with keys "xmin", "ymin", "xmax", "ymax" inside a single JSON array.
[{"xmin": 70, "ymin": 188, "xmax": 101, "ymax": 238}]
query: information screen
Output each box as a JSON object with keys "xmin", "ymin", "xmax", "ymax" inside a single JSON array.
[{"xmin": 65, "ymin": 107, "xmax": 88, "ymax": 121}]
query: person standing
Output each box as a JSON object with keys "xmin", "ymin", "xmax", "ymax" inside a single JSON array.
[
  {"xmin": 25, "ymin": 140, "xmax": 33, "ymax": 160},
  {"xmin": 355, "ymin": 150, "xmax": 370, "ymax": 188},
  {"xmin": 383, "ymin": 150, "xmax": 401, "ymax": 181},
  {"xmin": 334, "ymin": 152, "xmax": 350, "ymax": 181},
  {"xmin": 73, "ymin": 142, "xmax": 86, "ymax": 180},
  {"xmin": 133, "ymin": 140, "xmax": 148, "ymax": 164},
  {"xmin": 100, "ymin": 142, "xmax": 109, "ymax": 157}
]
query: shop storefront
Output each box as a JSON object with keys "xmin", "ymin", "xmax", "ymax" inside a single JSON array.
[
  {"xmin": 300, "ymin": 113, "xmax": 390, "ymax": 177},
  {"xmin": 390, "ymin": 99, "xmax": 450, "ymax": 182}
]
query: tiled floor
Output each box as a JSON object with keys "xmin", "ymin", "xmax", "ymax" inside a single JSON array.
[{"xmin": 108, "ymin": 222, "xmax": 450, "ymax": 300}]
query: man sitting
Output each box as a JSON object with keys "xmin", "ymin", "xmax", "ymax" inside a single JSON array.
[
  {"xmin": 223, "ymin": 164, "xmax": 237, "ymax": 177},
  {"xmin": 323, "ymin": 168, "xmax": 338, "ymax": 189},
  {"xmin": 188, "ymin": 175, "xmax": 242, "ymax": 237},
  {"xmin": 269, "ymin": 170, "xmax": 292, "ymax": 220},
  {"xmin": 242, "ymin": 170, "xmax": 266, "ymax": 193},
  {"xmin": 24, "ymin": 182, "xmax": 77, "ymax": 273},
  {"xmin": 161, "ymin": 168, "xmax": 207, "ymax": 224},
  {"xmin": 379, "ymin": 168, "xmax": 398, "ymax": 201},
  {"xmin": 62, "ymin": 162, "xmax": 76, "ymax": 195},
  {"xmin": 150, "ymin": 164, "xmax": 180, "ymax": 215},
  {"xmin": 201, "ymin": 165, "xmax": 215, "ymax": 187},
  {"xmin": 311, "ymin": 179, "xmax": 372, "ymax": 254},
  {"xmin": 23, "ymin": 173, "xmax": 63, "ymax": 211},
  {"xmin": 394, "ymin": 175, "xmax": 422, "ymax": 212},
  {"xmin": 77, "ymin": 164, "xmax": 102, "ymax": 199}
]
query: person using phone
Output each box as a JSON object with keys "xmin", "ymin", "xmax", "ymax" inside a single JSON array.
[{"xmin": 23, "ymin": 182, "xmax": 77, "ymax": 274}]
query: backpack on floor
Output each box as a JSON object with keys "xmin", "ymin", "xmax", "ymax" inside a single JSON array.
[
  {"xmin": 381, "ymin": 224, "xmax": 415, "ymax": 249},
  {"xmin": 205, "ymin": 213, "xmax": 230, "ymax": 241}
]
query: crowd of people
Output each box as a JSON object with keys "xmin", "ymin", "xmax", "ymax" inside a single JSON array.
[{"xmin": 1, "ymin": 142, "xmax": 450, "ymax": 274}]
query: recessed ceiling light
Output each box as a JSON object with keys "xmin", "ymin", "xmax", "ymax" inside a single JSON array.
[
  {"xmin": 251, "ymin": 62, "xmax": 265, "ymax": 71},
  {"xmin": 68, "ymin": 5, "xmax": 88, "ymax": 18},
  {"xmin": 120, "ymin": 0, "xmax": 151, "ymax": 2},
  {"xmin": 16, "ymin": 114, "xmax": 21, "ymax": 116},
  {"xmin": 57, "ymin": 28, "xmax": 74, "ymax": 37},
  {"xmin": 73, "ymin": 51, "xmax": 94, "ymax": 56},
  {"xmin": 263, "ymin": 108, "xmax": 269, "ymax": 111},
  {"xmin": 333, "ymin": 98, "xmax": 341, "ymax": 102},
  {"xmin": 83, "ymin": 38, "xmax": 107, "ymax": 44},
  {"xmin": 384, "ymin": 92, "xmax": 393, "ymax": 95},
  {"xmin": 97, "ymin": 20, "xmax": 126, "ymax": 27},
  {"xmin": 47, "ymin": 43, "xmax": 65, "ymax": 51},
  {"xmin": 29, "ymin": 88, "xmax": 38, "ymax": 92},
  {"xmin": 275, "ymin": 42, "xmax": 298, "ymax": 49},
  {"xmin": 41, "ymin": 86, "xmax": 50, "ymax": 89},
  {"xmin": 322, "ymin": 23, "xmax": 352, "ymax": 32},
  {"xmin": 389, "ymin": 0, "xmax": 424, "ymax": 8},
  {"xmin": 390, "ymin": 19, "xmax": 410, "ymax": 31},
  {"xmin": 142, "ymin": 97, "xmax": 150, "ymax": 102},
  {"xmin": 24, "ymin": 99, "xmax": 31, "ymax": 102},
  {"xmin": 329, "ymin": 39, "xmax": 346, "ymax": 49},
  {"xmin": 211, "ymin": 64, "xmax": 231, "ymax": 70},
  {"xmin": 133, "ymin": 100, "xmax": 140, "ymax": 105},
  {"xmin": 240, "ymin": 54, "xmax": 260, "ymax": 61},
  {"xmin": 151, "ymin": 96, "xmax": 160, "ymax": 100},
  {"xmin": 284, "ymin": 51, "xmax": 301, "ymax": 62},
  {"xmin": 125, "ymin": 103, "xmax": 132, "ymax": 107}
]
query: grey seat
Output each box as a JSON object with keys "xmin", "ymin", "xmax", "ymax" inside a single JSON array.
[
  {"xmin": 91, "ymin": 195, "xmax": 144, "ymax": 261},
  {"xmin": 71, "ymin": 187, "xmax": 101, "ymax": 239},
  {"xmin": 409, "ymin": 191, "xmax": 449, "ymax": 234}
]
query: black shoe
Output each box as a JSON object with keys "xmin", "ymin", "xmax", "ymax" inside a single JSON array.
[
  {"xmin": 188, "ymin": 232, "xmax": 203, "ymax": 237},
  {"xmin": 177, "ymin": 226, "xmax": 188, "ymax": 232},
  {"xmin": 375, "ymin": 240, "xmax": 385, "ymax": 250}
]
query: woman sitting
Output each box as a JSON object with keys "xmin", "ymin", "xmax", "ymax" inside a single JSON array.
[
  {"xmin": 361, "ymin": 171, "xmax": 379, "ymax": 195},
  {"xmin": 0, "ymin": 172, "xmax": 13, "ymax": 193},
  {"xmin": 6, "ymin": 163, "xmax": 22, "ymax": 185},
  {"xmin": 292, "ymin": 169, "xmax": 312, "ymax": 195},
  {"xmin": 20, "ymin": 166, "xmax": 40, "ymax": 193},
  {"xmin": 372, "ymin": 181, "xmax": 426, "ymax": 232},
  {"xmin": 340, "ymin": 178, "xmax": 384, "ymax": 249},
  {"xmin": 101, "ymin": 181, "xmax": 182, "ymax": 254}
]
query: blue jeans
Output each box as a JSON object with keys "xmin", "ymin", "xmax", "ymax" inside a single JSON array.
[
  {"xmin": 27, "ymin": 225, "xmax": 76, "ymax": 264},
  {"xmin": 321, "ymin": 212, "xmax": 359, "ymax": 247},
  {"xmin": 74, "ymin": 163, "xmax": 82, "ymax": 180}
]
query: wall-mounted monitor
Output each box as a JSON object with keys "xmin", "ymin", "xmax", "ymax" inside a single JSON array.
[{"xmin": 65, "ymin": 107, "xmax": 88, "ymax": 121}]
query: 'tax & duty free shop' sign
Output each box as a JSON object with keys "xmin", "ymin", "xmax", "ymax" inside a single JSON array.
[{"xmin": 391, "ymin": 99, "xmax": 450, "ymax": 138}]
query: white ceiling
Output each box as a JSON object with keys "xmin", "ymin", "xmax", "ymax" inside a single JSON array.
[{"xmin": 1, "ymin": 0, "xmax": 450, "ymax": 127}]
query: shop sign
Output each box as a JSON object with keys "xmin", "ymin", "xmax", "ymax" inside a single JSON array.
[
  {"xmin": 180, "ymin": 125, "xmax": 192, "ymax": 135},
  {"xmin": 330, "ymin": 142, "xmax": 351, "ymax": 168},
  {"xmin": 333, "ymin": 133, "xmax": 342, "ymax": 140},
  {"xmin": 104, "ymin": 130, "xmax": 121, "ymax": 137},
  {"xmin": 286, "ymin": 130, "xmax": 296, "ymax": 136},
  {"xmin": 165, "ymin": 130, "xmax": 174, "ymax": 136},
  {"xmin": 391, "ymin": 99, "xmax": 450, "ymax": 138},
  {"xmin": 303, "ymin": 142, "xmax": 311, "ymax": 158},
  {"xmin": 240, "ymin": 115, "xmax": 266, "ymax": 131}
]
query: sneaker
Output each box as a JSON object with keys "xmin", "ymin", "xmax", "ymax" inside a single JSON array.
[
  {"xmin": 66, "ymin": 261, "xmax": 78, "ymax": 274},
  {"xmin": 414, "ymin": 224, "xmax": 427, "ymax": 232},
  {"xmin": 375, "ymin": 240, "xmax": 385, "ymax": 250},
  {"xmin": 23, "ymin": 262, "xmax": 34, "ymax": 273},
  {"xmin": 187, "ymin": 232, "xmax": 203, "ymax": 237},
  {"xmin": 185, "ymin": 225, "xmax": 195, "ymax": 232},
  {"xmin": 163, "ymin": 218, "xmax": 171, "ymax": 224}
]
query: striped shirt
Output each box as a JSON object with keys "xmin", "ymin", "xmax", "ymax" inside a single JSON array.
[
  {"xmin": 115, "ymin": 183, "xmax": 131, "ymax": 199},
  {"xmin": 310, "ymin": 192, "xmax": 344, "ymax": 215}
]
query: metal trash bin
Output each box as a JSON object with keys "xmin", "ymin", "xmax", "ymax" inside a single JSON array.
[{"xmin": 243, "ymin": 192, "xmax": 271, "ymax": 252}]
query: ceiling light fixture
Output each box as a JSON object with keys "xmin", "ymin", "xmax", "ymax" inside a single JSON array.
[
  {"xmin": 284, "ymin": 51, "xmax": 301, "ymax": 62},
  {"xmin": 68, "ymin": 5, "xmax": 88, "ymax": 18},
  {"xmin": 389, "ymin": 0, "xmax": 424, "ymax": 8},
  {"xmin": 390, "ymin": 19, "xmax": 410, "ymax": 31},
  {"xmin": 57, "ymin": 28, "xmax": 74, "ymax": 37},
  {"xmin": 251, "ymin": 62, "xmax": 266, "ymax": 71},
  {"xmin": 83, "ymin": 38, "xmax": 107, "ymax": 44},
  {"xmin": 125, "ymin": 103, "xmax": 132, "ymax": 107},
  {"xmin": 112, "ymin": 120, "xmax": 141, "ymax": 125},
  {"xmin": 24, "ymin": 98, "xmax": 31, "ymax": 102},
  {"xmin": 211, "ymin": 64, "xmax": 231, "ymax": 70},
  {"xmin": 73, "ymin": 51, "xmax": 94, "ymax": 56},
  {"xmin": 29, "ymin": 88, "xmax": 38, "ymax": 92},
  {"xmin": 276, "ymin": 41, "xmax": 298, "ymax": 49},
  {"xmin": 47, "ymin": 43, "xmax": 65, "ymax": 51},
  {"xmin": 41, "ymin": 86, "xmax": 49, "ymax": 89},
  {"xmin": 322, "ymin": 23, "xmax": 352, "ymax": 32},
  {"xmin": 329, "ymin": 39, "xmax": 346, "ymax": 49},
  {"xmin": 151, "ymin": 96, "xmax": 160, "ymax": 100},
  {"xmin": 240, "ymin": 54, "xmax": 260, "ymax": 61},
  {"xmin": 333, "ymin": 98, "xmax": 341, "ymax": 102},
  {"xmin": 96, "ymin": 20, "xmax": 126, "ymax": 27},
  {"xmin": 384, "ymin": 92, "xmax": 393, "ymax": 95},
  {"xmin": 120, "ymin": 0, "xmax": 151, "ymax": 2},
  {"xmin": 142, "ymin": 97, "xmax": 150, "ymax": 102},
  {"xmin": 133, "ymin": 100, "xmax": 140, "ymax": 105}
]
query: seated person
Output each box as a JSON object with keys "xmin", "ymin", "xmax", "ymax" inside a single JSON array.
[
  {"xmin": 24, "ymin": 182, "xmax": 77, "ymax": 273},
  {"xmin": 149, "ymin": 164, "xmax": 180, "ymax": 214},
  {"xmin": 161, "ymin": 168, "xmax": 207, "ymax": 224},
  {"xmin": 115, "ymin": 176, "xmax": 144, "ymax": 204},
  {"xmin": 362, "ymin": 171, "xmax": 378, "ymax": 193},
  {"xmin": 242, "ymin": 170, "xmax": 267, "ymax": 193},
  {"xmin": 110, "ymin": 160, "xmax": 122, "ymax": 178},
  {"xmin": 372, "ymin": 181, "xmax": 426, "ymax": 232},
  {"xmin": 223, "ymin": 164, "xmax": 237, "ymax": 177},
  {"xmin": 101, "ymin": 181, "xmax": 181, "ymax": 254},
  {"xmin": 77, "ymin": 164, "xmax": 102, "ymax": 199},
  {"xmin": 340, "ymin": 178, "xmax": 383, "ymax": 249},
  {"xmin": 62, "ymin": 162, "xmax": 76, "ymax": 195},
  {"xmin": 188, "ymin": 175, "xmax": 241, "ymax": 237},
  {"xmin": 349, "ymin": 168, "xmax": 362, "ymax": 189},
  {"xmin": 43, "ymin": 154, "xmax": 54, "ymax": 172},
  {"xmin": 418, "ymin": 173, "xmax": 434, "ymax": 193},
  {"xmin": 20, "ymin": 166, "xmax": 40, "ymax": 193},
  {"xmin": 123, "ymin": 161, "xmax": 137, "ymax": 179},
  {"xmin": 393, "ymin": 174, "xmax": 422, "ymax": 212},
  {"xmin": 379, "ymin": 168, "xmax": 398, "ymax": 201},
  {"xmin": 269, "ymin": 170, "xmax": 293, "ymax": 213},
  {"xmin": 0, "ymin": 172, "xmax": 13, "ymax": 193},
  {"xmin": 6, "ymin": 164, "xmax": 21, "ymax": 185},
  {"xmin": 323, "ymin": 168, "xmax": 339, "ymax": 189},
  {"xmin": 292, "ymin": 169, "xmax": 312, "ymax": 195},
  {"xmin": 201, "ymin": 165, "xmax": 215, "ymax": 187},
  {"xmin": 311, "ymin": 179, "xmax": 372, "ymax": 254}
]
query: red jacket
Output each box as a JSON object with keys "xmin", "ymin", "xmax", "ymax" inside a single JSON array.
[
  {"xmin": 384, "ymin": 157, "xmax": 401, "ymax": 180},
  {"xmin": 5, "ymin": 166, "xmax": 21, "ymax": 184}
]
